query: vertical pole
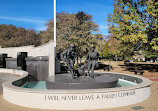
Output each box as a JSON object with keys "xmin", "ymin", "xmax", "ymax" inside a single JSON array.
[
  {"xmin": 54, "ymin": 0, "xmax": 56, "ymax": 53},
  {"xmin": 47, "ymin": 0, "xmax": 56, "ymax": 81},
  {"xmin": 48, "ymin": 0, "xmax": 56, "ymax": 81},
  {"xmin": 54, "ymin": 0, "xmax": 56, "ymax": 76}
]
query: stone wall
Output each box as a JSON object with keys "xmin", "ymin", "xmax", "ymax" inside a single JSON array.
[
  {"xmin": 0, "ymin": 41, "xmax": 54, "ymax": 58},
  {"xmin": 0, "ymin": 41, "xmax": 55, "ymax": 76}
]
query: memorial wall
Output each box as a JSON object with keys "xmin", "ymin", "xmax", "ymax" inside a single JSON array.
[
  {"xmin": 0, "ymin": 41, "xmax": 54, "ymax": 58},
  {"xmin": 0, "ymin": 40, "xmax": 55, "ymax": 76}
]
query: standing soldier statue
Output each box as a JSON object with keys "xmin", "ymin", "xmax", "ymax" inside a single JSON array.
[
  {"xmin": 60, "ymin": 44, "xmax": 78, "ymax": 78},
  {"xmin": 85, "ymin": 45, "xmax": 99, "ymax": 78}
]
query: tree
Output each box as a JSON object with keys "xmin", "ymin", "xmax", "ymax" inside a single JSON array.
[
  {"xmin": 106, "ymin": 35, "xmax": 120, "ymax": 56},
  {"xmin": 145, "ymin": 0, "xmax": 158, "ymax": 53},
  {"xmin": 40, "ymin": 11, "xmax": 99, "ymax": 58},
  {"xmin": 108, "ymin": 0, "xmax": 147, "ymax": 43},
  {"xmin": 96, "ymin": 38, "xmax": 107, "ymax": 59},
  {"xmin": 96, "ymin": 34, "xmax": 130, "ymax": 60},
  {"xmin": 107, "ymin": 0, "xmax": 158, "ymax": 59},
  {"xmin": 102, "ymin": 42, "xmax": 110, "ymax": 58},
  {"xmin": 107, "ymin": 0, "xmax": 148, "ymax": 58},
  {"xmin": 0, "ymin": 24, "xmax": 40, "ymax": 47}
]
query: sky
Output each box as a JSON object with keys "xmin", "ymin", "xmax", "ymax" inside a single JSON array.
[{"xmin": 0, "ymin": 0, "xmax": 114, "ymax": 36}]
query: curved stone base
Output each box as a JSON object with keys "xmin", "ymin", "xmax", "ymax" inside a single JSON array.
[
  {"xmin": 46, "ymin": 73, "xmax": 118, "ymax": 89},
  {"xmin": 3, "ymin": 86, "xmax": 150, "ymax": 110},
  {"xmin": 1, "ymin": 69, "xmax": 151, "ymax": 110}
]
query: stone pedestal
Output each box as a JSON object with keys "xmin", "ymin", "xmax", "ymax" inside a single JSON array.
[
  {"xmin": 25, "ymin": 57, "xmax": 37, "ymax": 79},
  {"xmin": 46, "ymin": 73, "xmax": 118, "ymax": 89},
  {"xmin": 26, "ymin": 56, "xmax": 48, "ymax": 81},
  {"xmin": 55, "ymin": 59, "xmax": 61, "ymax": 74},
  {"xmin": 6, "ymin": 58, "xmax": 18, "ymax": 69},
  {"xmin": 36, "ymin": 56, "xmax": 49, "ymax": 81},
  {"xmin": 26, "ymin": 56, "xmax": 61, "ymax": 81}
]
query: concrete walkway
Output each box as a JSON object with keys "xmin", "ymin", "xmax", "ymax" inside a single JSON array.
[
  {"xmin": 0, "ymin": 73, "xmax": 18, "ymax": 94},
  {"xmin": 0, "ymin": 72, "xmax": 158, "ymax": 111}
]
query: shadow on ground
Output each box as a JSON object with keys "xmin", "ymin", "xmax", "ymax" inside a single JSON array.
[
  {"xmin": 120, "ymin": 62, "xmax": 158, "ymax": 73},
  {"xmin": 95, "ymin": 62, "xmax": 112, "ymax": 71},
  {"xmin": 0, "ymin": 81, "xmax": 3, "ymax": 94}
]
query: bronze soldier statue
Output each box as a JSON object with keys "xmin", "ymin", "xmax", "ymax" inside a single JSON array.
[
  {"xmin": 60, "ymin": 44, "xmax": 99, "ymax": 78},
  {"xmin": 85, "ymin": 45, "xmax": 99, "ymax": 78},
  {"xmin": 60, "ymin": 44, "xmax": 78, "ymax": 78}
]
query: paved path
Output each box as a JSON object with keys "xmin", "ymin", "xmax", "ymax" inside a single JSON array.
[
  {"xmin": 0, "ymin": 72, "xmax": 158, "ymax": 111},
  {"xmin": 0, "ymin": 73, "xmax": 18, "ymax": 94}
]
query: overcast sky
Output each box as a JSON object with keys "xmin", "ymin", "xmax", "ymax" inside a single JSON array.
[{"xmin": 0, "ymin": 0, "xmax": 114, "ymax": 36}]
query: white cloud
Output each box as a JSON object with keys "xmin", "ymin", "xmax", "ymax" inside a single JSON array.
[
  {"xmin": 0, "ymin": 16, "xmax": 46, "ymax": 23},
  {"xmin": 99, "ymin": 25, "xmax": 108, "ymax": 30}
]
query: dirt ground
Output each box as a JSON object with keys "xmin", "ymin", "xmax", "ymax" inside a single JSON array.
[
  {"xmin": 99, "ymin": 61, "xmax": 158, "ymax": 82},
  {"xmin": 0, "ymin": 61, "xmax": 158, "ymax": 111}
]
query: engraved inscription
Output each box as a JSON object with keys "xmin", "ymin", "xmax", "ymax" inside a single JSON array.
[{"xmin": 44, "ymin": 90, "xmax": 136, "ymax": 101}]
